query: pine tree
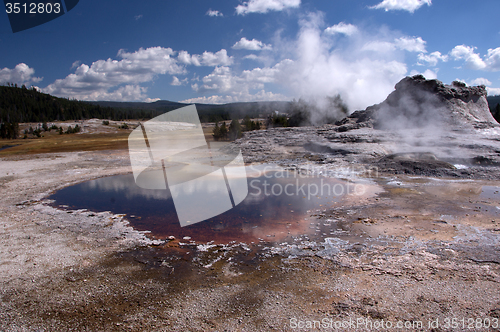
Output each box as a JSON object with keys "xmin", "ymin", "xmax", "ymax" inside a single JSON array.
[
  {"xmin": 228, "ymin": 119, "xmax": 242, "ymax": 140},
  {"xmin": 212, "ymin": 122, "xmax": 221, "ymax": 141},
  {"xmin": 219, "ymin": 122, "xmax": 228, "ymax": 140}
]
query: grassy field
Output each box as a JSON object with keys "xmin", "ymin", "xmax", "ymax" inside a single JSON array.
[
  {"xmin": 0, "ymin": 117, "xmax": 262, "ymax": 156},
  {"xmin": 0, "ymin": 121, "xmax": 227, "ymax": 156},
  {"xmin": 0, "ymin": 132, "xmax": 131, "ymax": 155}
]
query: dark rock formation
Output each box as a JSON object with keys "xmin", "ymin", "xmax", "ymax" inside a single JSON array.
[{"xmin": 336, "ymin": 75, "xmax": 498, "ymax": 131}]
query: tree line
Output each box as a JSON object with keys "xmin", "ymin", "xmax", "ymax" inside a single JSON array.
[
  {"xmin": 213, "ymin": 116, "xmax": 262, "ymax": 141},
  {"xmin": 0, "ymin": 84, "xmax": 166, "ymax": 124}
]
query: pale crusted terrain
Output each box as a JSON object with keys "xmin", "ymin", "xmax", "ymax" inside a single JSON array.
[{"xmin": 0, "ymin": 146, "xmax": 499, "ymax": 331}]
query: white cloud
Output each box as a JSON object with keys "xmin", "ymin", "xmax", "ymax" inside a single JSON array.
[
  {"xmin": 42, "ymin": 46, "xmax": 233, "ymax": 101},
  {"xmin": 362, "ymin": 41, "xmax": 396, "ymax": 53},
  {"xmin": 144, "ymin": 97, "xmax": 160, "ymax": 103},
  {"xmin": 236, "ymin": 0, "xmax": 300, "ymax": 15},
  {"xmin": 417, "ymin": 51, "xmax": 448, "ymax": 66},
  {"xmin": 43, "ymin": 47, "xmax": 184, "ymax": 101},
  {"xmin": 410, "ymin": 69, "xmax": 438, "ymax": 79},
  {"xmin": 206, "ymin": 9, "xmax": 223, "ymax": 17},
  {"xmin": 487, "ymin": 87, "xmax": 500, "ymax": 96},
  {"xmin": 171, "ymin": 76, "xmax": 188, "ymax": 86},
  {"xmin": 243, "ymin": 54, "xmax": 264, "ymax": 61},
  {"xmin": 0, "ymin": 63, "xmax": 43, "ymax": 86},
  {"xmin": 370, "ymin": 0, "xmax": 432, "ymax": 13},
  {"xmin": 324, "ymin": 22, "xmax": 358, "ymax": 36},
  {"xmin": 177, "ymin": 49, "xmax": 233, "ymax": 66},
  {"xmin": 134, "ymin": 15, "xmax": 143, "ymax": 20},
  {"xmin": 470, "ymin": 77, "xmax": 492, "ymax": 86},
  {"xmin": 450, "ymin": 45, "xmax": 500, "ymax": 71},
  {"xmin": 199, "ymin": 49, "xmax": 233, "ymax": 66},
  {"xmin": 394, "ymin": 36, "xmax": 426, "ymax": 52},
  {"xmin": 362, "ymin": 36, "xmax": 426, "ymax": 54},
  {"xmin": 232, "ymin": 37, "xmax": 272, "ymax": 51},
  {"xmin": 75, "ymin": 85, "xmax": 149, "ymax": 102},
  {"xmin": 71, "ymin": 60, "xmax": 81, "ymax": 69},
  {"xmin": 181, "ymin": 90, "xmax": 288, "ymax": 104},
  {"xmin": 189, "ymin": 60, "xmax": 292, "ymax": 102},
  {"xmin": 450, "ymin": 45, "xmax": 487, "ymax": 70},
  {"xmin": 485, "ymin": 47, "xmax": 500, "ymax": 71}
]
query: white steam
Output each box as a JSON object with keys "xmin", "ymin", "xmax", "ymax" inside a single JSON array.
[{"xmin": 277, "ymin": 12, "xmax": 408, "ymax": 113}]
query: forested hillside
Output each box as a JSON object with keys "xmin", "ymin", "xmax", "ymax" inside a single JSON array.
[
  {"xmin": 487, "ymin": 95, "xmax": 500, "ymax": 123},
  {"xmin": 0, "ymin": 84, "xmax": 162, "ymax": 124}
]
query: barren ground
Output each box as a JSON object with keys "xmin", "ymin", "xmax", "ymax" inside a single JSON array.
[{"xmin": 1, "ymin": 121, "xmax": 500, "ymax": 331}]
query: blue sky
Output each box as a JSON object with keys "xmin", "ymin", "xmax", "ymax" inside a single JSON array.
[{"xmin": 1, "ymin": 0, "xmax": 499, "ymax": 110}]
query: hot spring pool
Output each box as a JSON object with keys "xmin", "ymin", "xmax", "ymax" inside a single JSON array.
[{"xmin": 48, "ymin": 166, "xmax": 357, "ymax": 243}]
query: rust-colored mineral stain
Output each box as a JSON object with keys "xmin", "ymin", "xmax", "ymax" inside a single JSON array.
[{"xmin": 48, "ymin": 169, "xmax": 348, "ymax": 244}]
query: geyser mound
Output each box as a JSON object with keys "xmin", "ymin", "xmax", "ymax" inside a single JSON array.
[{"xmin": 336, "ymin": 75, "xmax": 498, "ymax": 132}]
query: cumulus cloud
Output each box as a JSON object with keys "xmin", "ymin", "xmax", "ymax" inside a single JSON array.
[
  {"xmin": 144, "ymin": 97, "xmax": 160, "ymax": 103},
  {"xmin": 43, "ymin": 47, "xmax": 183, "ymax": 101},
  {"xmin": 370, "ymin": 0, "xmax": 432, "ymax": 13},
  {"xmin": 236, "ymin": 0, "xmax": 300, "ymax": 15},
  {"xmin": 187, "ymin": 59, "xmax": 292, "ymax": 103},
  {"xmin": 41, "ymin": 47, "xmax": 234, "ymax": 101},
  {"xmin": 362, "ymin": 36, "xmax": 426, "ymax": 54},
  {"xmin": 71, "ymin": 60, "xmax": 81, "ymax": 69},
  {"xmin": 324, "ymin": 22, "xmax": 358, "ymax": 36},
  {"xmin": 487, "ymin": 87, "xmax": 500, "ymax": 96},
  {"xmin": 232, "ymin": 37, "xmax": 272, "ymax": 51},
  {"xmin": 77, "ymin": 85, "xmax": 149, "ymax": 102},
  {"xmin": 449, "ymin": 45, "xmax": 500, "ymax": 71},
  {"xmin": 417, "ymin": 51, "xmax": 448, "ymax": 66},
  {"xmin": 181, "ymin": 90, "xmax": 288, "ymax": 104},
  {"xmin": 450, "ymin": 45, "xmax": 487, "ymax": 70},
  {"xmin": 177, "ymin": 49, "xmax": 233, "ymax": 66},
  {"xmin": 394, "ymin": 36, "xmax": 426, "ymax": 52},
  {"xmin": 485, "ymin": 47, "xmax": 500, "ymax": 71},
  {"xmin": 0, "ymin": 63, "xmax": 43, "ymax": 86},
  {"xmin": 410, "ymin": 69, "xmax": 438, "ymax": 79},
  {"xmin": 206, "ymin": 9, "xmax": 223, "ymax": 17},
  {"xmin": 362, "ymin": 41, "xmax": 396, "ymax": 53},
  {"xmin": 470, "ymin": 77, "xmax": 492, "ymax": 86},
  {"xmin": 171, "ymin": 76, "xmax": 188, "ymax": 86}
]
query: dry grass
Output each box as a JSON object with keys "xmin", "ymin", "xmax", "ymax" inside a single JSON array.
[{"xmin": 0, "ymin": 132, "xmax": 131, "ymax": 155}]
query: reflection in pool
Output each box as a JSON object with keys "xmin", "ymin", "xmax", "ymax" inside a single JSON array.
[{"xmin": 48, "ymin": 166, "xmax": 353, "ymax": 243}]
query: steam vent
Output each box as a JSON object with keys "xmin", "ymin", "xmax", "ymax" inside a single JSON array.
[
  {"xmin": 337, "ymin": 74, "xmax": 498, "ymax": 131},
  {"xmin": 239, "ymin": 75, "xmax": 500, "ymax": 178}
]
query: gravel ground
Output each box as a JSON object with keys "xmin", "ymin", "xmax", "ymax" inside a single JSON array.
[{"xmin": 1, "ymin": 142, "xmax": 500, "ymax": 331}]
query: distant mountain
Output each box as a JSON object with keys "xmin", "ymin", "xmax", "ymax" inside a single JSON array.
[
  {"xmin": 0, "ymin": 84, "xmax": 133, "ymax": 123},
  {"xmin": 89, "ymin": 100, "xmax": 292, "ymax": 122},
  {"xmin": 89, "ymin": 99, "xmax": 291, "ymax": 115},
  {"xmin": 0, "ymin": 84, "xmax": 291, "ymax": 123}
]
